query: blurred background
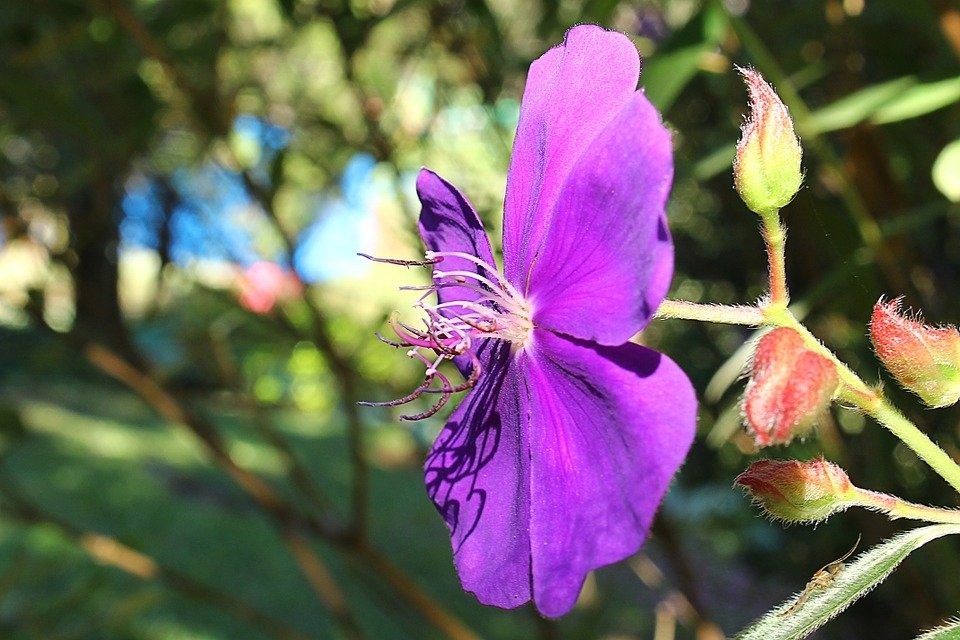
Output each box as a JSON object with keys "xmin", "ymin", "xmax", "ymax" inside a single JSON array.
[{"xmin": 1, "ymin": 0, "xmax": 959, "ymax": 638}]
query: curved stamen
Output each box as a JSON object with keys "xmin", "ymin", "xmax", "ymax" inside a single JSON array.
[
  {"xmin": 425, "ymin": 250, "xmax": 525, "ymax": 302},
  {"xmin": 360, "ymin": 249, "xmax": 532, "ymax": 421},
  {"xmin": 358, "ymin": 253, "xmax": 442, "ymax": 267}
]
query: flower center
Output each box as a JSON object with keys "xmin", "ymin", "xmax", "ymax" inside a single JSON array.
[{"xmin": 360, "ymin": 250, "xmax": 533, "ymax": 420}]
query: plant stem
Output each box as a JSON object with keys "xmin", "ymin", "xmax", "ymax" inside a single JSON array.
[
  {"xmin": 867, "ymin": 399, "xmax": 960, "ymax": 495},
  {"xmin": 655, "ymin": 300, "xmax": 765, "ymax": 325},
  {"xmin": 855, "ymin": 487, "xmax": 960, "ymax": 525},
  {"xmin": 657, "ymin": 300, "xmax": 960, "ymax": 494},
  {"xmin": 762, "ymin": 219, "xmax": 789, "ymax": 306}
]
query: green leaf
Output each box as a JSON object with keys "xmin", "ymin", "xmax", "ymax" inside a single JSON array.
[
  {"xmin": 933, "ymin": 138, "xmax": 960, "ymax": 202},
  {"xmin": 915, "ymin": 618, "xmax": 960, "ymax": 640},
  {"xmin": 803, "ymin": 75, "xmax": 960, "ymax": 135},
  {"xmin": 804, "ymin": 76, "xmax": 916, "ymax": 135},
  {"xmin": 873, "ymin": 76, "xmax": 960, "ymax": 125},
  {"xmin": 643, "ymin": 45, "xmax": 709, "ymax": 112},
  {"xmin": 735, "ymin": 524, "xmax": 960, "ymax": 640},
  {"xmin": 643, "ymin": 2, "xmax": 725, "ymax": 112}
]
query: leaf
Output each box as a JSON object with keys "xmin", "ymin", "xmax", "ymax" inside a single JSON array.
[
  {"xmin": 642, "ymin": 2, "xmax": 725, "ymax": 112},
  {"xmin": 933, "ymin": 138, "xmax": 960, "ymax": 203},
  {"xmin": 803, "ymin": 75, "xmax": 960, "ymax": 135},
  {"xmin": 915, "ymin": 618, "xmax": 960, "ymax": 640},
  {"xmin": 804, "ymin": 76, "xmax": 916, "ymax": 135},
  {"xmin": 872, "ymin": 76, "xmax": 960, "ymax": 125},
  {"xmin": 735, "ymin": 524, "xmax": 960, "ymax": 640}
]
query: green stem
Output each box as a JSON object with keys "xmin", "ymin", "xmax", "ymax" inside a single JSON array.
[
  {"xmin": 855, "ymin": 487, "xmax": 960, "ymax": 525},
  {"xmin": 762, "ymin": 219, "xmax": 789, "ymax": 306},
  {"xmin": 867, "ymin": 399, "xmax": 960, "ymax": 495},
  {"xmin": 770, "ymin": 312, "xmax": 960, "ymax": 493},
  {"xmin": 655, "ymin": 299, "xmax": 765, "ymax": 325},
  {"xmin": 659, "ymin": 300, "xmax": 960, "ymax": 494}
]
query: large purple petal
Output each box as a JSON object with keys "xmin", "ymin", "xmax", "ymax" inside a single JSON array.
[
  {"xmin": 520, "ymin": 330, "xmax": 696, "ymax": 617},
  {"xmin": 423, "ymin": 339, "xmax": 532, "ymax": 609},
  {"xmin": 502, "ymin": 25, "xmax": 641, "ymax": 286},
  {"xmin": 417, "ymin": 168, "xmax": 497, "ymax": 310},
  {"xmin": 524, "ymin": 91, "xmax": 673, "ymax": 345}
]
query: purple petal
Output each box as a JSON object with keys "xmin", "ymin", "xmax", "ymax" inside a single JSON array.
[
  {"xmin": 502, "ymin": 25, "xmax": 641, "ymax": 286},
  {"xmin": 525, "ymin": 91, "xmax": 673, "ymax": 345},
  {"xmin": 423, "ymin": 340, "xmax": 532, "ymax": 609},
  {"xmin": 417, "ymin": 168, "xmax": 497, "ymax": 310},
  {"xmin": 522, "ymin": 330, "xmax": 696, "ymax": 617}
]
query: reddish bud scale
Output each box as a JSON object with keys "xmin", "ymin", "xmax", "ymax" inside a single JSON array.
[
  {"xmin": 744, "ymin": 327, "xmax": 839, "ymax": 447},
  {"xmin": 735, "ymin": 457, "xmax": 855, "ymax": 524},
  {"xmin": 870, "ymin": 298, "xmax": 960, "ymax": 408}
]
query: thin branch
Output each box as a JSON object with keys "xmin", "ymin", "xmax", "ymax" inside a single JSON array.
[
  {"xmin": 77, "ymin": 6, "xmax": 480, "ymax": 637},
  {"xmin": 31, "ymin": 312, "xmax": 476, "ymax": 639},
  {"xmin": 236, "ymin": 163, "xmax": 370, "ymax": 540},
  {"xmin": 28, "ymin": 315, "xmax": 365, "ymax": 638},
  {"xmin": 353, "ymin": 543, "xmax": 481, "ymax": 640},
  {"xmin": 0, "ymin": 481, "xmax": 311, "ymax": 640},
  {"xmin": 208, "ymin": 318, "xmax": 338, "ymax": 513}
]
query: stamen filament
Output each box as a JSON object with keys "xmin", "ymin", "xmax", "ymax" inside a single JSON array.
[
  {"xmin": 362, "ymin": 249, "xmax": 532, "ymax": 421},
  {"xmin": 425, "ymin": 250, "xmax": 526, "ymax": 302}
]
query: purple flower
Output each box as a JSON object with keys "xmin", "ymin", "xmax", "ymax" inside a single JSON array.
[{"xmin": 370, "ymin": 25, "xmax": 696, "ymax": 617}]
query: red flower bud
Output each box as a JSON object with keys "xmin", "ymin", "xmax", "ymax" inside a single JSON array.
[
  {"xmin": 744, "ymin": 327, "xmax": 839, "ymax": 446},
  {"xmin": 735, "ymin": 457, "xmax": 856, "ymax": 524},
  {"xmin": 870, "ymin": 298, "xmax": 960, "ymax": 407},
  {"xmin": 733, "ymin": 67, "xmax": 803, "ymax": 218}
]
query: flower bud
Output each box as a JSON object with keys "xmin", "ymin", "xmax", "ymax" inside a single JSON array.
[
  {"xmin": 744, "ymin": 327, "xmax": 839, "ymax": 446},
  {"xmin": 870, "ymin": 298, "xmax": 960, "ymax": 407},
  {"xmin": 733, "ymin": 67, "xmax": 803, "ymax": 217},
  {"xmin": 735, "ymin": 457, "xmax": 856, "ymax": 524}
]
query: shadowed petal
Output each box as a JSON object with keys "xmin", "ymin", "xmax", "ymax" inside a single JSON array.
[
  {"xmin": 502, "ymin": 25, "xmax": 641, "ymax": 285},
  {"xmin": 520, "ymin": 330, "xmax": 696, "ymax": 617},
  {"xmin": 417, "ymin": 168, "xmax": 497, "ymax": 309},
  {"xmin": 423, "ymin": 340, "xmax": 532, "ymax": 609},
  {"xmin": 525, "ymin": 91, "xmax": 673, "ymax": 345}
]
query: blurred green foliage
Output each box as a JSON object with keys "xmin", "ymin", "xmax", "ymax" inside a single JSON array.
[{"xmin": 1, "ymin": 0, "xmax": 960, "ymax": 638}]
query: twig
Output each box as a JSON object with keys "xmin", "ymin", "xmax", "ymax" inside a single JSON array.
[
  {"xmin": 208, "ymin": 316, "xmax": 338, "ymax": 513},
  {"xmin": 354, "ymin": 542, "xmax": 482, "ymax": 640},
  {"xmin": 29, "ymin": 316, "xmax": 364, "ymax": 638},
  {"xmin": 32, "ymin": 312, "xmax": 476, "ymax": 639},
  {"xmin": 0, "ymin": 481, "xmax": 311, "ymax": 640}
]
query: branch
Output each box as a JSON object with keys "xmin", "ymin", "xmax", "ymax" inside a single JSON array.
[{"xmin": 0, "ymin": 480, "xmax": 310, "ymax": 640}]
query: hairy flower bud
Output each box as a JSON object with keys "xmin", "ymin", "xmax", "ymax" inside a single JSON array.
[
  {"xmin": 744, "ymin": 327, "xmax": 839, "ymax": 446},
  {"xmin": 733, "ymin": 67, "xmax": 803, "ymax": 217},
  {"xmin": 735, "ymin": 457, "xmax": 856, "ymax": 524},
  {"xmin": 870, "ymin": 298, "xmax": 960, "ymax": 407}
]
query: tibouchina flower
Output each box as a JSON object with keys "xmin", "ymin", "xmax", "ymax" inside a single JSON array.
[{"xmin": 368, "ymin": 25, "xmax": 696, "ymax": 617}]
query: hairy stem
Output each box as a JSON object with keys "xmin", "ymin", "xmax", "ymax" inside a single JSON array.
[
  {"xmin": 658, "ymin": 299, "xmax": 960, "ymax": 494},
  {"xmin": 655, "ymin": 300, "xmax": 765, "ymax": 325},
  {"xmin": 855, "ymin": 487, "xmax": 960, "ymax": 524},
  {"xmin": 865, "ymin": 399, "xmax": 960, "ymax": 495},
  {"xmin": 762, "ymin": 220, "xmax": 789, "ymax": 306}
]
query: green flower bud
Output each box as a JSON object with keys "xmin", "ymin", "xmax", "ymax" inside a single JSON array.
[
  {"xmin": 735, "ymin": 457, "xmax": 856, "ymax": 524},
  {"xmin": 733, "ymin": 67, "xmax": 804, "ymax": 217}
]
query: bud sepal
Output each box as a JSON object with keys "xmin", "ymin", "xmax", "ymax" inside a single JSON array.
[
  {"xmin": 734, "ymin": 67, "xmax": 804, "ymax": 218},
  {"xmin": 744, "ymin": 327, "xmax": 839, "ymax": 447},
  {"xmin": 870, "ymin": 298, "xmax": 960, "ymax": 408},
  {"xmin": 735, "ymin": 457, "xmax": 857, "ymax": 524}
]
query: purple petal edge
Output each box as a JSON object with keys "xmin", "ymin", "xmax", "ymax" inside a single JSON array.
[
  {"xmin": 525, "ymin": 89, "xmax": 674, "ymax": 345},
  {"xmin": 417, "ymin": 168, "xmax": 497, "ymax": 309},
  {"xmin": 502, "ymin": 25, "xmax": 641, "ymax": 287},
  {"xmin": 522, "ymin": 330, "xmax": 696, "ymax": 617},
  {"xmin": 423, "ymin": 339, "xmax": 532, "ymax": 609}
]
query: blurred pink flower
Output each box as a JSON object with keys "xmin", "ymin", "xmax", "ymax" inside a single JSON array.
[{"xmin": 237, "ymin": 261, "xmax": 303, "ymax": 314}]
